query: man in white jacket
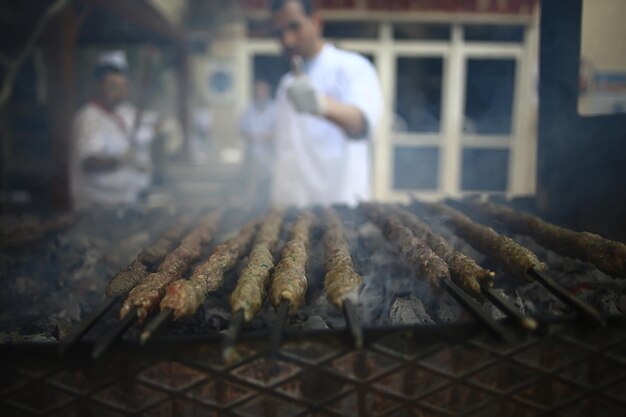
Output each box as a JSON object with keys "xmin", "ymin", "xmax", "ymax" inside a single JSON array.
[
  {"xmin": 71, "ymin": 51, "xmax": 153, "ymax": 210},
  {"xmin": 270, "ymin": 0, "xmax": 383, "ymax": 207}
]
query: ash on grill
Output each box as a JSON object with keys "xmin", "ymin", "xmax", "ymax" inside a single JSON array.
[
  {"xmin": 2, "ymin": 202, "xmax": 625, "ymax": 347},
  {"xmin": 0, "ymin": 208, "xmax": 176, "ymax": 342}
]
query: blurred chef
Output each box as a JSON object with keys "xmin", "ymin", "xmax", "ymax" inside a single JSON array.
[
  {"xmin": 240, "ymin": 79, "xmax": 277, "ymax": 207},
  {"xmin": 70, "ymin": 51, "xmax": 155, "ymax": 210},
  {"xmin": 270, "ymin": 0, "xmax": 383, "ymax": 207}
]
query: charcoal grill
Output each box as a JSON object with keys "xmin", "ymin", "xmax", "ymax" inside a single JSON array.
[{"xmin": 2, "ymin": 200, "xmax": 626, "ymax": 417}]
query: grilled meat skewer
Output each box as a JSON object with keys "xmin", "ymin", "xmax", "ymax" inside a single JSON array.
[
  {"xmin": 469, "ymin": 200, "xmax": 626, "ymax": 279},
  {"xmin": 106, "ymin": 216, "xmax": 193, "ymax": 298},
  {"xmin": 322, "ymin": 208, "xmax": 365, "ymax": 347},
  {"xmin": 322, "ymin": 208, "xmax": 363, "ymax": 310},
  {"xmin": 119, "ymin": 210, "xmax": 222, "ymax": 322},
  {"xmin": 63, "ymin": 215, "xmax": 194, "ymax": 351},
  {"xmin": 362, "ymin": 204, "xmax": 451, "ymax": 289},
  {"xmin": 390, "ymin": 205, "xmax": 494, "ymax": 296},
  {"xmin": 424, "ymin": 203, "xmax": 547, "ymax": 281},
  {"xmin": 137, "ymin": 216, "xmax": 193, "ymax": 267},
  {"xmin": 270, "ymin": 211, "xmax": 314, "ymax": 314},
  {"xmin": 230, "ymin": 209, "xmax": 284, "ymax": 322},
  {"xmin": 424, "ymin": 203, "xmax": 605, "ymax": 326},
  {"xmin": 364, "ymin": 204, "xmax": 524, "ymax": 339},
  {"xmin": 159, "ymin": 221, "xmax": 257, "ymax": 319}
]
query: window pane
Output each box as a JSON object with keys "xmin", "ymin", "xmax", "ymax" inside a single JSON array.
[
  {"xmin": 393, "ymin": 23, "xmax": 451, "ymax": 40},
  {"xmin": 461, "ymin": 148, "xmax": 509, "ymax": 191},
  {"xmin": 464, "ymin": 59, "xmax": 516, "ymax": 135},
  {"xmin": 464, "ymin": 25, "xmax": 525, "ymax": 43},
  {"xmin": 325, "ymin": 21, "xmax": 379, "ymax": 39},
  {"xmin": 395, "ymin": 57, "xmax": 443, "ymax": 134},
  {"xmin": 393, "ymin": 147, "xmax": 439, "ymax": 190}
]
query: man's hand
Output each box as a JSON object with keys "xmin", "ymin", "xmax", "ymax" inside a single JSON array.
[
  {"xmin": 287, "ymin": 76, "xmax": 327, "ymax": 116},
  {"xmin": 285, "ymin": 55, "xmax": 368, "ymax": 138}
]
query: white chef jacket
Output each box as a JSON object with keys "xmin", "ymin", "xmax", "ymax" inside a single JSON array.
[
  {"xmin": 70, "ymin": 101, "xmax": 154, "ymax": 210},
  {"xmin": 271, "ymin": 43, "xmax": 383, "ymax": 207}
]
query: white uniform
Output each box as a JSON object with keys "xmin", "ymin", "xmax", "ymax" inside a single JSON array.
[
  {"xmin": 239, "ymin": 101, "xmax": 277, "ymax": 174},
  {"xmin": 70, "ymin": 101, "xmax": 153, "ymax": 210},
  {"xmin": 271, "ymin": 43, "xmax": 383, "ymax": 207}
]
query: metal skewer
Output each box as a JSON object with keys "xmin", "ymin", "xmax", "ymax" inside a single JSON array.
[
  {"xmin": 480, "ymin": 283, "xmax": 538, "ymax": 332},
  {"xmin": 222, "ymin": 309, "xmax": 245, "ymax": 362},
  {"xmin": 441, "ymin": 279, "xmax": 516, "ymax": 345},
  {"xmin": 270, "ymin": 300, "xmax": 290, "ymax": 357},
  {"xmin": 140, "ymin": 308, "xmax": 173, "ymax": 345},
  {"xmin": 528, "ymin": 267, "xmax": 606, "ymax": 327},
  {"xmin": 92, "ymin": 307, "xmax": 138, "ymax": 360},
  {"xmin": 343, "ymin": 299, "xmax": 364, "ymax": 349},
  {"xmin": 59, "ymin": 296, "xmax": 120, "ymax": 353}
]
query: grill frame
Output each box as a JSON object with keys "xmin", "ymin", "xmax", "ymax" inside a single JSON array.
[{"xmin": 2, "ymin": 316, "xmax": 626, "ymax": 417}]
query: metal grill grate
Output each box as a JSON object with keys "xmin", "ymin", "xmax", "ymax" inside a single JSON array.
[{"xmin": 2, "ymin": 319, "xmax": 626, "ymax": 416}]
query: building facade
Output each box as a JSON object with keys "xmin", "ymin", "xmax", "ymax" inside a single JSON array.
[{"xmin": 191, "ymin": 0, "xmax": 540, "ymax": 202}]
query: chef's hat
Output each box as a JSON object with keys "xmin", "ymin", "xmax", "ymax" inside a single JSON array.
[{"xmin": 96, "ymin": 50, "xmax": 129, "ymax": 71}]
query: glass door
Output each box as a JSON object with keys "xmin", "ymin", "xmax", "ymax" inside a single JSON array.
[
  {"xmin": 460, "ymin": 57, "xmax": 518, "ymax": 193},
  {"xmin": 392, "ymin": 55, "xmax": 446, "ymax": 193}
]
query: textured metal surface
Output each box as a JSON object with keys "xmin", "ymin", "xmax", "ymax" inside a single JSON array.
[{"xmin": 1, "ymin": 319, "xmax": 626, "ymax": 417}]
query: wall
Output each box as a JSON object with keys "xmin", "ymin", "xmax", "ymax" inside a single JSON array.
[
  {"xmin": 580, "ymin": 0, "xmax": 626, "ymax": 72},
  {"xmin": 538, "ymin": 0, "xmax": 626, "ymax": 240}
]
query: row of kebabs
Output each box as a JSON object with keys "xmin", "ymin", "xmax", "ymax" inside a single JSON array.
[
  {"xmin": 106, "ymin": 207, "xmax": 362, "ymax": 329},
  {"xmin": 103, "ymin": 200, "xmax": 626, "ymax": 332}
]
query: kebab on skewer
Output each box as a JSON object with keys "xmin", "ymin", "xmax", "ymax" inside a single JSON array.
[
  {"xmin": 230, "ymin": 209, "xmax": 284, "ymax": 322},
  {"xmin": 468, "ymin": 199, "xmax": 626, "ymax": 279},
  {"xmin": 362, "ymin": 203, "xmax": 531, "ymax": 337},
  {"xmin": 322, "ymin": 207, "xmax": 363, "ymax": 310},
  {"xmin": 362, "ymin": 203, "xmax": 451, "ymax": 289},
  {"xmin": 423, "ymin": 202, "xmax": 605, "ymax": 326},
  {"xmin": 61, "ymin": 215, "xmax": 194, "ymax": 352},
  {"xmin": 270, "ymin": 211, "xmax": 314, "ymax": 314},
  {"xmin": 106, "ymin": 215, "xmax": 193, "ymax": 298},
  {"xmin": 222, "ymin": 209, "xmax": 284, "ymax": 359},
  {"xmin": 119, "ymin": 209, "xmax": 222, "ymax": 322},
  {"xmin": 387, "ymin": 205, "xmax": 539, "ymax": 330},
  {"xmin": 321, "ymin": 207, "xmax": 368, "ymax": 347},
  {"xmin": 424, "ymin": 202, "xmax": 546, "ymax": 281},
  {"xmin": 157, "ymin": 220, "xmax": 258, "ymax": 320},
  {"xmin": 267, "ymin": 211, "xmax": 314, "ymax": 354},
  {"xmin": 389, "ymin": 205, "xmax": 494, "ymax": 296},
  {"xmin": 137, "ymin": 216, "xmax": 193, "ymax": 267}
]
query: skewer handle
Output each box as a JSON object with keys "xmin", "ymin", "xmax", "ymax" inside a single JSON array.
[
  {"xmin": 222, "ymin": 309, "xmax": 245, "ymax": 362},
  {"xmin": 92, "ymin": 307, "xmax": 138, "ymax": 360},
  {"xmin": 140, "ymin": 308, "xmax": 173, "ymax": 345},
  {"xmin": 480, "ymin": 284, "xmax": 538, "ymax": 332},
  {"xmin": 441, "ymin": 279, "xmax": 516, "ymax": 345},
  {"xmin": 270, "ymin": 300, "xmax": 290, "ymax": 357},
  {"xmin": 60, "ymin": 296, "xmax": 120, "ymax": 353},
  {"xmin": 343, "ymin": 299, "xmax": 364, "ymax": 349},
  {"xmin": 528, "ymin": 268, "xmax": 606, "ymax": 327}
]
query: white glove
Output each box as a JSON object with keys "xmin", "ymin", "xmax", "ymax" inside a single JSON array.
[{"xmin": 286, "ymin": 75, "xmax": 327, "ymax": 116}]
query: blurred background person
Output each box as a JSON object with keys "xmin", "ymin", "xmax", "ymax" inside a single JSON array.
[
  {"xmin": 270, "ymin": 0, "xmax": 383, "ymax": 207},
  {"xmin": 70, "ymin": 51, "xmax": 157, "ymax": 210},
  {"xmin": 239, "ymin": 79, "xmax": 277, "ymax": 208}
]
